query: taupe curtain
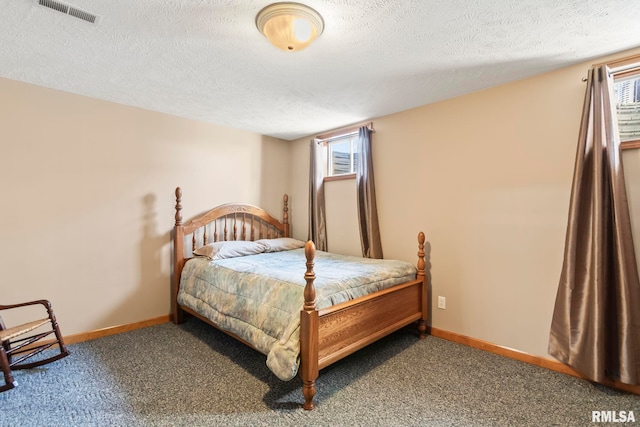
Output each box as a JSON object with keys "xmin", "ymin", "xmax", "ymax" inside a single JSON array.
[
  {"xmin": 549, "ymin": 65, "xmax": 640, "ymax": 385},
  {"xmin": 308, "ymin": 139, "xmax": 328, "ymax": 251},
  {"xmin": 356, "ymin": 126, "xmax": 383, "ymax": 259}
]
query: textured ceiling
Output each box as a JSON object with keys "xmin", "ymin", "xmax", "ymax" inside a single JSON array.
[{"xmin": 1, "ymin": 0, "xmax": 640, "ymax": 140}]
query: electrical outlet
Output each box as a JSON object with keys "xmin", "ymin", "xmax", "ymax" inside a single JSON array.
[{"xmin": 438, "ymin": 296, "xmax": 446, "ymax": 309}]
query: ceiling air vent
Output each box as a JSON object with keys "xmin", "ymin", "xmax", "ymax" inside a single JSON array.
[{"xmin": 38, "ymin": 0, "xmax": 99, "ymax": 24}]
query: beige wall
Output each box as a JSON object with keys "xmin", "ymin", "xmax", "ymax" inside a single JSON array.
[
  {"xmin": 0, "ymin": 77, "xmax": 291, "ymax": 334},
  {"xmin": 324, "ymin": 179, "xmax": 360, "ymax": 256},
  {"xmin": 290, "ymin": 47, "xmax": 640, "ymax": 359}
]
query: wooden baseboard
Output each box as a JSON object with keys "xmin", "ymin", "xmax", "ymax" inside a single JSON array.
[
  {"xmin": 429, "ymin": 327, "xmax": 640, "ymax": 395},
  {"xmin": 63, "ymin": 315, "xmax": 171, "ymax": 345}
]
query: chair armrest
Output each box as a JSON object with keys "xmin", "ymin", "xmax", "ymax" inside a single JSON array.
[{"xmin": 0, "ymin": 300, "xmax": 51, "ymax": 312}]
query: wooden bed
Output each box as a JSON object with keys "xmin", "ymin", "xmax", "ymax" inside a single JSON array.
[{"xmin": 172, "ymin": 187, "xmax": 428, "ymax": 410}]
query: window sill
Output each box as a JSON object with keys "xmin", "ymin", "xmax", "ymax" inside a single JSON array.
[
  {"xmin": 324, "ymin": 173, "xmax": 356, "ymax": 182},
  {"xmin": 621, "ymin": 140, "xmax": 640, "ymax": 150}
]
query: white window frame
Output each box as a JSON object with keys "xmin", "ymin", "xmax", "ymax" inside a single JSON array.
[
  {"xmin": 325, "ymin": 132, "xmax": 359, "ymax": 177},
  {"xmin": 603, "ymin": 54, "xmax": 640, "ymax": 150},
  {"xmin": 315, "ymin": 121, "xmax": 374, "ymax": 181},
  {"xmin": 613, "ymin": 66, "xmax": 640, "ymax": 150}
]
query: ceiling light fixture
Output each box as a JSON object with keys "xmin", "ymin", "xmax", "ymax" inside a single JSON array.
[{"xmin": 256, "ymin": 2, "xmax": 324, "ymax": 52}]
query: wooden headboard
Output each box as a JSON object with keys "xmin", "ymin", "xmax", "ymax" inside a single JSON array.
[{"xmin": 171, "ymin": 187, "xmax": 290, "ymax": 322}]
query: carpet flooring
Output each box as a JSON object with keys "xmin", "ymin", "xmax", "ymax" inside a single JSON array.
[{"xmin": 1, "ymin": 318, "xmax": 638, "ymax": 426}]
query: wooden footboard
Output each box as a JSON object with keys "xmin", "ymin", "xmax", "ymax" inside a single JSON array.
[
  {"xmin": 300, "ymin": 232, "xmax": 427, "ymax": 410},
  {"xmin": 317, "ymin": 280, "xmax": 423, "ymax": 368}
]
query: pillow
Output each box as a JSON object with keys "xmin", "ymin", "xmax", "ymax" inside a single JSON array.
[
  {"xmin": 255, "ymin": 237, "xmax": 306, "ymax": 253},
  {"xmin": 193, "ymin": 240, "xmax": 267, "ymax": 260}
]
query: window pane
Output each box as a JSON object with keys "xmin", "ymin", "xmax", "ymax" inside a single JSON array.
[
  {"xmin": 351, "ymin": 137, "xmax": 359, "ymax": 173},
  {"xmin": 615, "ymin": 75, "xmax": 640, "ymax": 142},
  {"xmin": 330, "ymin": 140, "xmax": 351, "ymax": 175}
]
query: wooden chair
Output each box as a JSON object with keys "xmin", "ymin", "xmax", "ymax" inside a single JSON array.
[{"xmin": 0, "ymin": 299, "xmax": 69, "ymax": 392}]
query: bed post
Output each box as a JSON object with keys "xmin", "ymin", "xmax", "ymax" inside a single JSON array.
[
  {"xmin": 416, "ymin": 231, "xmax": 427, "ymax": 338},
  {"xmin": 172, "ymin": 187, "xmax": 185, "ymax": 324},
  {"xmin": 283, "ymin": 194, "xmax": 290, "ymax": 237},
  {"xmin": 300, "ymin": 240, "xmax": 319, "ymax": 410}
]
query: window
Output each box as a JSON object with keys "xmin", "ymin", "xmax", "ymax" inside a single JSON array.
[
  {"xmin": 613, "ymin": 65, "xmax": 640, "ymax": 148},
  {"xmin": 326, "ymin": 133, "xmax": 359, "ymax": 176},
  {"xmin": 315, "ymin": 121, "xmax": 373, "ymax": 180}
]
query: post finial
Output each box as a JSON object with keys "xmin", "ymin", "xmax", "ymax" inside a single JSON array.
[
  {"xmin": 175, "ymin": 187, "xmax": 183, "ymax": 226},
  {"xmin": 304, "ymin": 240, "xmax": 316, "ymax": 310},
  {"xmin": 283, "ymin": 193, "xmax": 290, "ymax": 236},
  {"xmin": 417, "ymin": 231, "xmax": 426, "ymax": 276}
]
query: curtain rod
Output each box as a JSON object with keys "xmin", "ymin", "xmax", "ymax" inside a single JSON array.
[
  {"xmin": 581, "ymin": 62, "xmax": 640, "ymax": 82},
  {"xmin": 581, "ymin": 52, "xmax": 640, "ymax": 82},
  {"xmin": 315, "ymin": 121, "xmax": 374, "ymax": 142},
  {"xmin": 593, "ymin": 52, "xmax": 640, "ymax": 70}
]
